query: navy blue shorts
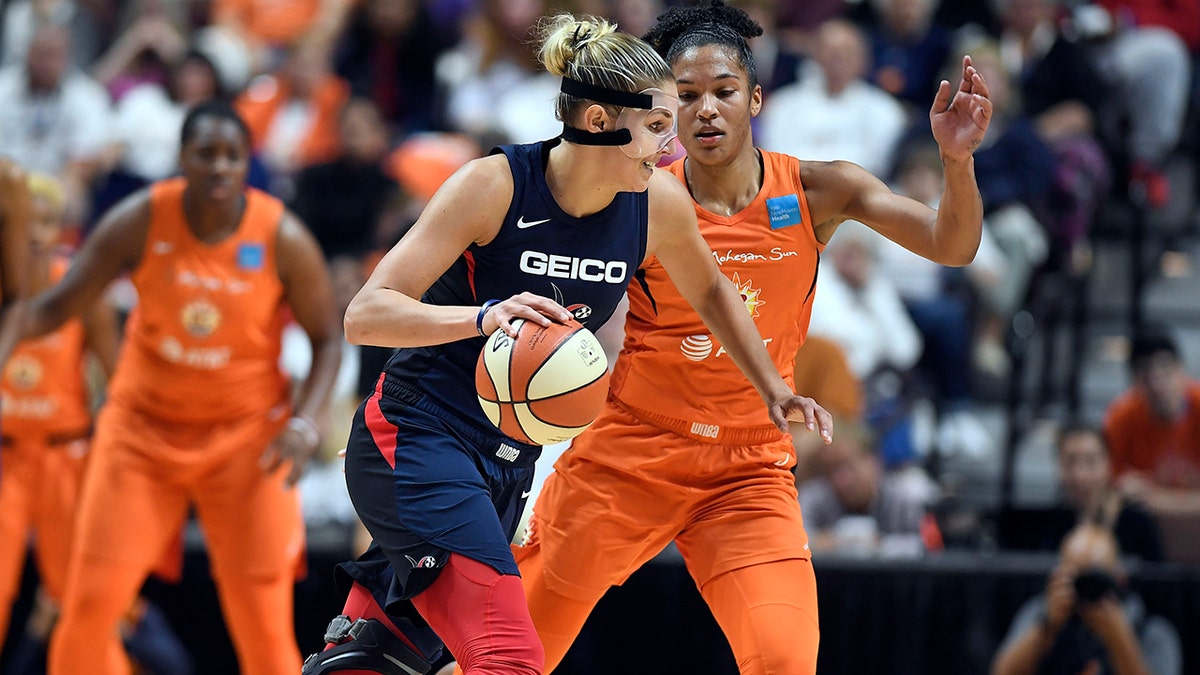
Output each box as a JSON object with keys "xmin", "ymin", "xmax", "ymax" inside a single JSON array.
[{"xmin": 344, "ymin": 374, "xmax": 540, "ymax": 599}]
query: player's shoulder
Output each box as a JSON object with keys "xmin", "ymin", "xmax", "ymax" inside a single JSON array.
[{"xmin": 648, "ymin": 167, "xmax": 693, "ymax": 210}]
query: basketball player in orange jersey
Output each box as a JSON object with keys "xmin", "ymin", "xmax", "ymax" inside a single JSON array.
[
  {"xmin": 500, "ymin": 3, "xmax": 993, "ymax": 674},
  {"xmin": 0, "ymin": 172, "xmax": 120, "ymax": 656},
  {"xmin": 0, "ymin": 158, "xmax": 31, "ymax": 387},
  {"xmin": 2, "ymin": 101, "xmax": 343, "ymax": 675},
  {"xmin": 302, "ymin": 13, "xmax": 831, "ymax": 675}
]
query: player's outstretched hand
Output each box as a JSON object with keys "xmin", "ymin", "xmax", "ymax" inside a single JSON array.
[
  {"xmin": 770, "ymin": 394, "xmax": 833, "ymax": 443},
  {"xmin": 930, "ymin": 55, "xmax": 992, "ymax": 163},
  {"xmin": 261, "ymin": 418, "xmax": 321, "ymax": 487}
]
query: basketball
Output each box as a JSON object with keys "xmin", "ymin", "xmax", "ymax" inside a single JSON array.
[{"xmin": 475, "ymin": 317, "xmax": 609, "ymax": 445}]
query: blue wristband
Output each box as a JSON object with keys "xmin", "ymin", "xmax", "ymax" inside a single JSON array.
[{"xmin": 476, "ymin": 299, "xmax": 502, "ymax": 337}]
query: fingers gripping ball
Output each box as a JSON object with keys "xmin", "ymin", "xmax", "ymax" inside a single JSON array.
[{"xmin": 475, "ymin": 318, "xmax": 609, "ymax": 445}]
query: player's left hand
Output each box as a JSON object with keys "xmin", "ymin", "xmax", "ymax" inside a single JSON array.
[
  {"xmin": 770, "ymin": 394, "xmax": 833, "ymax": 443},
  {"xmin": 261, "ymin": 419, "xmax": 320, "ymax": 487},
  {"xmin": 930, "ymin": 55, "xmax": 992, "ymax": 163}
]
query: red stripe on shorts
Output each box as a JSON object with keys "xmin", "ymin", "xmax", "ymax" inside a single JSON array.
[{"xmin": 366, "ymin": 374, "xmax": 399, "ymax": 469}]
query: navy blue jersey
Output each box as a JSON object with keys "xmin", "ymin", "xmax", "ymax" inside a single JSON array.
[{"xmin": 382, "ymin": 139, "xmax": 649, "ymax": 443}]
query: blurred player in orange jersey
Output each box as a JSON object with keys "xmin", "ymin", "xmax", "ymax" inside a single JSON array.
[
  {"xmin": 0, "ymin": 173, "xmax": 182, "ymax": 673},
  {"xmin": 0, "ymin": 158, "xmax": 31, "ymax": 383},
  {"xmin": 4, "ymin": 101, "xmax": 342, "ymax": 675},
  {"xmin": 495, "ymin": 3, "xmax": 992, "ymax": 674}
]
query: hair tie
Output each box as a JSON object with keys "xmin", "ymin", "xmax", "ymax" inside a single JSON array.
[{"xmin": 573, "ymin": 23, "xmax": 591, "ymax": 43}]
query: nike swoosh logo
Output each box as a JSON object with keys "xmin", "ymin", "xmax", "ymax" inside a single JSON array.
[
  {"xmin": 774, "ymin": 455, "xmax": 791, "ymax": 466},
  {"xmin": 521, "ymin": 490, "xmax": 533, "ymax": 499},
  {"xmin": 517, "ymin": 216, "xmax": 550, "ymax": 229}
]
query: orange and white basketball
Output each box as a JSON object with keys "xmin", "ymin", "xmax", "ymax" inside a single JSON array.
[{"xmin": 475, "ymin": 317, "xmax": 609, "ymax": 445}]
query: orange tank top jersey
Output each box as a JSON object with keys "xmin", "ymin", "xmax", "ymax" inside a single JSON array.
[
  {"xmin": 1, "ymin": 257, "xmax": 91, "ymax": 439},
  {"xmin": 107, "ymin": 178, "xmax": 290, "ymax": 423},
  {"xmin": 609, "ymin": 151, "xmax": 822, "ymax": 444}
]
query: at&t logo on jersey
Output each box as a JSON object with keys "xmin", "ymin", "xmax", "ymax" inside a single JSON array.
[
  {"xmin": 519, "ymin": 251, "xmax": 627, "ymax": 284},
  {"xmin": 681, "ymin": 335, "xmax": 713, "ymax": 361}
]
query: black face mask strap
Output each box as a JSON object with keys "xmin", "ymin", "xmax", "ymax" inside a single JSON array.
[{"xmin": 559, "ymin": 78, "xmax": 652, "ymax": 146}]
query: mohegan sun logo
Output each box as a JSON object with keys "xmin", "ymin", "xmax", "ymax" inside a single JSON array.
[
  {"xmin": 180, "ymin": 299, "xmax": 222, "ymax": 337},
  {"xmin": 5, "ymin": 355, "xmax": 43, "ymax": 390},
  {"xmin": 731, "ymin": 272, "xmax": 765, "ymax": 317}
]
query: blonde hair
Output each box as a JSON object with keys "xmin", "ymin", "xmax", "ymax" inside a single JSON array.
[
  {"xmin": 536, "ymin": 13, "xmax": 673, "ymax": 122},
  {"xmin": 27, "ymin": 172, "xmax": 65, "ymax": 216}
]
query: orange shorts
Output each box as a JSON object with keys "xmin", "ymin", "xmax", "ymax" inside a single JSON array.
[
  {"xmin": 530, "ymin": 398, "xmax": 810, "ymax": 602},
  {"xmin": 72, "ymin": 401, "xmax": 304, "ymax": 580},
  {"xmin": 0, "ymin": 437, "xmax": 88, "ymax": 601}
]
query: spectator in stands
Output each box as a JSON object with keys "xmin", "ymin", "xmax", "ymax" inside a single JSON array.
[
  {"xmin": 992, "ymin": 0, "xmax": 1112, "ymax": 269},
  {"xmin": 733, "ymin": 0, "xmax": 807, "ymax": 93},
  {"xmin": 792, "ymin": 336, "xmax": 864, "ymax": 482},
  {"xmin": 290, "ymin": 98, "xmax": 405, "ymax": 260},
  {"xmin": 97, "ymin": 49, "xmax": 226, "ymax": 215},
  {"xmin": 759, "ymin": 18, "xmax": 910, "ymax": 177},
  {"xmin": 211, "ymin": 0, "xmax": 353, "ymax": 75},
  {"xmin": 433, "ymin": 0, "xmax": 560, "ymax": 144},
  {"xmin": 1, "ymin": 0, "xmax": 101, "ymax": 70},
  {"xmin": 991, "ymin": 523, "xmax": 1181, "ymax": 675},
  {"xmin": 1065, "ymin": 0, "xmax": 1197, "ymax": 208},
  {"xmin": 333, "ymin": 0, "xmax": 446, "ymax": 135},
  {"xmin": 90, "ymin": 0, "xmax": 189, "ymax": 102},
  {"xmin": 0, "ymin": 24, "xmax": 112, "ymax": 226},
  {"xmin": 798, "ymin": 418, "xmax": 940, "ymax": 555},
  {"xmin": 1002, "ymin": 424, "xmax": 1165, "ymax": 562},
  {"xmin": 809, "ymin": 221, "xmax": 924, "ymax": 383},
  {"xmin": 1103, "ymin": 324, "xmax": 1200, "ymax": 517},
  {"xmin": 879, "ymin": 140, "xmax": 1010, "ymax": 381},
  {"xmin": 867, "ymin": 0, "xmax": 956, "ymax": 112},
  {"xmin": 236, "ymin": 37, "xmax": 350, "ymax": 199}
]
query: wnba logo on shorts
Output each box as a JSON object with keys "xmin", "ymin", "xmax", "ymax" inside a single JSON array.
[
  {"xmin": 495, "ymin": 444, "xmax": 521, "ymax": 462},
  {"xmin": 404, "ymin": 555, "xmax": 440, "ymax": 569},
  {"xmin": 690, "ymin": 422, "xmax": 720, "ymax": 439}
]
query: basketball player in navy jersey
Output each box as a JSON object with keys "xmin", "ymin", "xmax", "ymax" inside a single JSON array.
[{"xmin": 303, "ymin": 14, "xmax": 833, "ymax": 675}]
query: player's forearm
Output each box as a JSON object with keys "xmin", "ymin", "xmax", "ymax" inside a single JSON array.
[
  {"xmin": 344, "ymin": 288, "xmax": 478, "ymax": 348},
  {"xmin": 293, "ymin": 334, "xmax": 343, "ymax": 424},
  {"xmin": 932, "ymin": 155, "xmax": 983, "ymax": 267}
]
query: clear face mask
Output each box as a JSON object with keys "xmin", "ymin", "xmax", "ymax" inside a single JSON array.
[
  {"xmin": 613, "ymin": 87, "xmax": 679, "ymax": 159},
  {"xmin": 559, "ymin": 79, "xmax": 679, "ymax": 158}
]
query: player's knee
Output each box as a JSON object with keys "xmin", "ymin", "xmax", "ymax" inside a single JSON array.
[
  {"xmin": 455, "ymin": 633, "xmax": 543, "ymax": 675},
  {"xmin": 749, "ymin": 623, "xmax": 818, "ymax": 675}
]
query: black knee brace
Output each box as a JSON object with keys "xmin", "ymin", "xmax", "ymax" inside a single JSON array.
[{"xmin": 301, "ymin": 616, "xmax": 434, "ymax": 675}]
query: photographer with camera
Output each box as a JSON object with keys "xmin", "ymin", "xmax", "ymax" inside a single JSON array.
[{"xmin": 991, "ymin": 523, "xmax": 1180, "ymax": 675}]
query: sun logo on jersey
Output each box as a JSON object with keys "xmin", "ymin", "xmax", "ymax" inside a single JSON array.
[
  {"xmin": 5, "ymin": 355, "xmax": 43, "ymax": 390},
  {"xmin": 180, "ymin": 299, "xmax": 222, "ymax": 337},
  {"xmin": 731, "ymin": 272, "xmax": 765, "ymax": 317}
]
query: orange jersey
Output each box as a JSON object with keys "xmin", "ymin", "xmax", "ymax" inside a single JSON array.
[
  {"xmin": 609, "ymin": 151, "xmax": 821, "ymax": 444},
  {"xmin": 1, "ymin": 257, "xmax": 91, "ymax": 440},
  {"xmin": 1104, "ymin": 381, "xmax": 1200, "ymax": 489},
  {"xmin": 107, "ymin": 178, "xmax": 290, "ymax": 424}
]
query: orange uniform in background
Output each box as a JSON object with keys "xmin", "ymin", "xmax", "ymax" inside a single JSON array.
[
  {"xmin": 213, "ymin": 0, "xmax": 323, "ymax": 48},
  {"xmin": 236, "ymin": 73, "xmax": 350, "ymax": 169},
  {"xmin": 0, "ymin": 258, "xmax": 91, "ymax": 640},
  {"xmin": 518, "ymin": 151, "xmax": 824, "ymax": 674},
  {"xmin": 49, "ymin": 178, "xmax": 306, "ymax": 675},
  {"xmin": 1103, "ymin": 382, "xmax": 1200, "ymax": 488}
]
